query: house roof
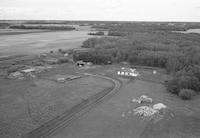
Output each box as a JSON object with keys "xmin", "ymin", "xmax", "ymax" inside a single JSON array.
[{"xmin": 119, "ymin": 67, "xmax": 137, "ymax": 73}]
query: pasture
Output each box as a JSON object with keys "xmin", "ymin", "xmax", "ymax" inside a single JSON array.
[
  {"xmin": 51, "ymin": 65, "xmax": 200, "ymax": 138},
  {"xmin": 0, "ymin": 63, "xmax": 112, "ymax": 138},
  {"xmin": 1, "ymin": 21, "xmax": 200, "ymax": 138}
]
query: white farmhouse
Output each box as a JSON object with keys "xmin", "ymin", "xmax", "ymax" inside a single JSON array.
[{"xmin": 117, "ymin": 67, "xmax": 139, "ymax": 77}]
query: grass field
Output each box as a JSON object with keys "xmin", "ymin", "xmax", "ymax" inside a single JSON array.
[
  {"xmin": 51, "ymin": 65, "xmax": 200, "ymax": 138},
  {"xmin": 1, "ymin": 21, "xmax": 200, "ymax": 138},
  {"xmin": 1, "ymin": 60, "xmax": 200, "ymax": 138},
  {"xmin": 0, "ymin": 64, "xmax": 112, "ymax": 138}
]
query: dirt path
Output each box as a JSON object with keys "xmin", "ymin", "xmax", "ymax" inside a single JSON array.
[{"xmin": 22, "ymin": 74, "xmax": 122, "ymax": 138}]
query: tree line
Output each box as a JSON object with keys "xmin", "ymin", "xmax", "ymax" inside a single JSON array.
[{"xmin": 75, "ymin": 26, "xmax": 200, "ymax": 100}]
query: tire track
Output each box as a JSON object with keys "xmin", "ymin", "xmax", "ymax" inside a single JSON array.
[{"xmin": 22, "ymin": 74, "xmax": 121, "ymax": 138}]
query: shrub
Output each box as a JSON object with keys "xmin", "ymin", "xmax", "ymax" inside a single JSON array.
[
  {"xmin": 189, "ymin": 66, "xmax": 200, "ymax": 81},
  {"xmin": 177, "ymin": 75, "xmax": 200, "ymax": 92},
  {"xmin": 82, "ymin": 38, "xmax": 98, "ymax": 48},
  {"xmin": 58, "ymin": 48, "xmax": 62, "ymax": 53},
  {"xmin": 166, "ymin": 57, "xmax": 184, "ymax": 72},
  {"xmin": 165, "ymin": 72, "xmax": 200, "ymax": 95},
  {"xmin": 165, "ymin": 79, "xmax": 180, "ymax": 94},
  {"xmin": 179, "ymin": 89, "xmax": 196, "ymax": 100},
  {"xmin": 58, "ymin": 49, "xmax": 66, "ymax": 54},
  {"xmin": 31, "ymin": 61, "xmax": 44, "ymax": 66}
]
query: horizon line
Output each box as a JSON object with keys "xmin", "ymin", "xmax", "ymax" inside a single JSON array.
[{"xmin": 1, "ymin": 19, "xmax": 200, "ymax": 23}]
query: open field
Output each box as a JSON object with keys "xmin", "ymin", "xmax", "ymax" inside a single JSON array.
[
  {"xmin": 23, "ymin": 74, "xmax": 121, "ymax": 138},
  {"xmin": 0, "ymin": 21, "xmax": 200, "ymax": 138},
  {"xmin": 0, "ymin": 63, "xmax": 113, "ymax": 138},
  {"xmin": 1, "ymin": 54, "xmax": 200, "ymax": 138},
  {"xmin": 51, "ymin": 65, "xmax": 200, "ymax": 138}
]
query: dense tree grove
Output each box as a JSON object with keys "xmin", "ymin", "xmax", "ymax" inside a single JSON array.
[
  {"xmin": 76, "ymin": 23, "xmax": 200, "ymax": 100},
  {"xmin": 80, "ymin": 37, "xmax": 200, "ymax": 71}
]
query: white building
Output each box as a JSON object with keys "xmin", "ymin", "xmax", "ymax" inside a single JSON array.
[
  {"xmin": 117, "ymin": 67, "xmax": 139, "ymax": 77},
  {"xmin": 153, "ymin": 70, "xmax": 157, "ymax": 74}
]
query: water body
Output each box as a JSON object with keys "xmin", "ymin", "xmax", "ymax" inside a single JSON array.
[
  {"xmin": 0, "ymin": 27, "xmax": 92, "ymax": 56},
  {"xmin": 173, "ymin": 29, "xmax": 200, "ymax": 34}
]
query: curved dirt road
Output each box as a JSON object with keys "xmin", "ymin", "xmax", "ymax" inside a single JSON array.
[{"xmin": 22, "ymin": 74, "xmax": 122, "ymax": 138}]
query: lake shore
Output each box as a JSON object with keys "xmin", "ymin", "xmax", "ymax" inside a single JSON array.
[{"xmin": 0, "ymin": 28, "xmax": 92, "ymax": 57}]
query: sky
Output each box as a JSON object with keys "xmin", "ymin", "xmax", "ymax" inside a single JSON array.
[{"xmin": 0, "ymin": 0, "xmax": 200, "ymax": 22}]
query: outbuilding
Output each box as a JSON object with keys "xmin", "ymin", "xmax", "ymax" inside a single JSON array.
[
  {"xmin": 117, "ymin": 67, "xmax": 139, "ymax": 77},
  {"xmin": 76, "ymin": 60, "xmax": 86, "ymax": 67}
]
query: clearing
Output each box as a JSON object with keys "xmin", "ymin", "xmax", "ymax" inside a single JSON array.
[
  {"xmin": 50, "ymin": 65, "xmax": 200, "ymax": 138},
  {"xmin": 0, "ymin": 63, "xmax": 112, "ymax": 138}
]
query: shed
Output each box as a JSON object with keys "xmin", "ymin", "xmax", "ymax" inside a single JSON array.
[
  {"xmin": 76, "ymin": 60, "xmax": 86, "ymax": 67},
  {"xmin": 117, "ymin": 67, "xmax": 139, "ymax": 77}
]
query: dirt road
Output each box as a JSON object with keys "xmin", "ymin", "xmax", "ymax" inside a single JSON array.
[{"xmin": 22, "ymin": 74, "xmax": 122, "ymax": 138}]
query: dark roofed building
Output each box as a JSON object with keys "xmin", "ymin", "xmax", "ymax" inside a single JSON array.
[{"xmin": 76, "ymin": 60, "xmax": 86, "ymax": 67}]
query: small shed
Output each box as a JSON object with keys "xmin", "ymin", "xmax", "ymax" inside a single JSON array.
[
  {"xmin": 86, "ymin": 62, "xmax": 93, "ymax": 66},
  {"xmin": 117, "ymin": 67, "xmax": 139, "ymax": 77},
  {"xmin": 153, "ymin": 70, "xmax": 157, "ymax": 74},
  {"xmin": 76, "ymin": 60, "xmax": 86, "ymax": 67},
  {"xmin": 64, "ymin": 53, "xmax": 69, "ymax": 57},
  {"xmin": 107, "ymin": 61, "xmax": 112, "ymax": 65}
]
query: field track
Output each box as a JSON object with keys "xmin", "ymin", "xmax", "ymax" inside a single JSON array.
[{"xmin": 22, "ymin": 74, "xmax": 122, "ymax": 138}]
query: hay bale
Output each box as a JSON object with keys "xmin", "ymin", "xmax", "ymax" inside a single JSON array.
[
  {"xmin": 8, "ymin": 71, "xmax": 24, "ymax": 79},
  {"xmin": 139, "ymin": 95, "xmax": 153, "ymax": 103},
  {"xmin": 153, "ymin": 103, "xmax": 167, "ymax": 111},
  {"xmin": 133, "ymin": 106, "xmax": 158, "ymax": 117},
  {"xmin": 131, "ymin": 98, "xmax": 141, "ymax": 104}
]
